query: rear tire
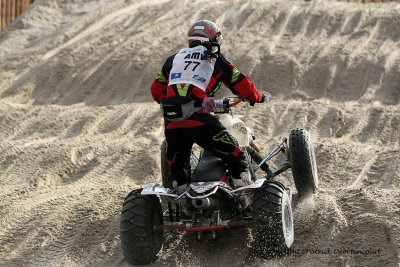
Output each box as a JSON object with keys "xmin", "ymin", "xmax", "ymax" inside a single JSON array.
[
  {"xmin": 120, "ymin": 189, "xmax": 164, "ymax": 265},
  {"xmin": 252, "ymin": 181, "xmax": 294, "ymax": 257},
  {"xmin": 289, "ymin": 128, "xmax": 318, "ymax": 196}
]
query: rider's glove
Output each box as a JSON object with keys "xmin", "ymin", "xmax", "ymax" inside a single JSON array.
[
  {"xmin": 202, "ymin": 96, "xmax": 216, "ymax": 113},
  {"xmin": 249, "ymin": 91, "xmax": 271, "ymax": 106},
  {"xmin": 260, "ymin": 91, "xmax": 271, "ymax": 103}
]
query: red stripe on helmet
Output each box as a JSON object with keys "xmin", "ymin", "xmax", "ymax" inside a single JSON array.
[{"xmin": 204, "ymin": 28, "xmax": 217, "ymax": 38}]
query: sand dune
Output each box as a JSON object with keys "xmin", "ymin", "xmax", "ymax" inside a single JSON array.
[{"xmin": 0, "ymin": 0, "xmax": 399, "ymax": 266}]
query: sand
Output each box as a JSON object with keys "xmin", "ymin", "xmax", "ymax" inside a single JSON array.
[{"xmin": 0, "ymin": 0, "xmax": 399, "ymax": 266}]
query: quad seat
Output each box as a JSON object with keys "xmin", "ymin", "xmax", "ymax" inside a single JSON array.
[{"xmin": 192, "ymin": 150, "xmax": 226, "ymax": 182}]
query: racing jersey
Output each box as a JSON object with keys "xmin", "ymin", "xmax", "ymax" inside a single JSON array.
[{"xmin": 151, "ymin": 45, "xmax": 263, "ymax": 128}]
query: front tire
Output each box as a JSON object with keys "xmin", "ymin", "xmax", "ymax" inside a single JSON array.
[
  {"xmin": 252, "ymin": 181, "xmax": 294, "ymax": 257},
  {"xmin": 120, "ymin": 189, "xmax": 164, "ymax": 265},
  {"xmin": 289, "ymin": 128, "xmax": 318, "ymax": 196}
]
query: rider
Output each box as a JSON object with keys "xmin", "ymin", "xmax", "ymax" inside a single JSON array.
[{"xmin": 151, "ymin": 20, "xmax": 266, "ymax": 189}]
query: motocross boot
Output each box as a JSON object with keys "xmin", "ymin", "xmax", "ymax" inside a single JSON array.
[{"xmin": 232, "ymin": 170, "xmax": 251, "ymax": 188}]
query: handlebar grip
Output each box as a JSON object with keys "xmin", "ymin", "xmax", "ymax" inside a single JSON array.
[
  {"xmin": 213, "ymin": 97, "xmax": 243, "ymax": 113},
  {"xmin": 213, "ymin": 98, "xmax": 230, "ymax": 113},
  {"xmin": 215, "ymin": 99, "xmax": 229, "ymax": 109}
]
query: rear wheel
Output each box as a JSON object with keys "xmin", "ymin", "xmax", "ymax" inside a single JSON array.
[
  {"xmin": 252, "ymin": 181, "xmax": 294, "ymax": 257},
  {"xmin": 289, "ymin": 128, "xmax": 318, "ymax": 196},
  {"xmin": 120, "ymin": 189, "xmax": 164, "ymax": 265}
]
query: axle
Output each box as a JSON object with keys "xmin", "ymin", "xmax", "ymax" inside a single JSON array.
[{"xmin": 154, "ymin": 220, "xmax": 251, "ymax": 232}]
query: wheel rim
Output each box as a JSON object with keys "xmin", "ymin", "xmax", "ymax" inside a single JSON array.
[
  {"xmin": 284, "ymin": 203, "xmax": 292, "ymax": 236},
  {"xmin": 282, "ymin": 191, "xmax": 294, "ymax": 247}
]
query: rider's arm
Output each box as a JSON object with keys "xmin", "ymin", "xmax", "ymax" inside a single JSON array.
[
  {"xmin": 218, "ymin": 54, "xmax": 263, "ymax": 103},
  {"xmin": 150, "ymin": 55, "xmax": 174, "ymax": 103},
  {"xmin": 151, "ymin": 74, "xmax": 167, "ymax": 103}
]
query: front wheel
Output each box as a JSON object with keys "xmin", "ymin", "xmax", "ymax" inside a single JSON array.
[
  {"xmin": 252, "ymin": 181, "xmax": 294, "ymax": 256},
  {"xmin": 120, "ymin": 189, "xmax": 164, "ymax": 265},
  {"xmin": 289, "ymin": 128, "xmax": 318, "ymax": 196}
]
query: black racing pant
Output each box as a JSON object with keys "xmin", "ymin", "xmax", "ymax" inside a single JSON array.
[{"xmin": 165, "ymin": 113, "xmax": 248, "ymax": 186}]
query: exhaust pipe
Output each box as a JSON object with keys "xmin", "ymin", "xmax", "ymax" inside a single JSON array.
[{"xmin": 192, "ymin": 197, "xmax": 220, "ymax": 210}]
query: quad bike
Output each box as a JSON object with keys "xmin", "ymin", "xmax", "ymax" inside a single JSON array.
[{"xmin": 120, "ymin": 97, "xmax": 318, "ymax": 265}]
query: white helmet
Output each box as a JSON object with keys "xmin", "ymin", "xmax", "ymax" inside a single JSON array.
[{"xmin": 187, "ymin": 20, "xmax": 223, "ymax": 50}]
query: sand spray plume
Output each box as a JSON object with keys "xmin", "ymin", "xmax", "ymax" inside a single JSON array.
[{"xmin": 293, "ymin": 193, "xmax": 316, "ymax": 226}]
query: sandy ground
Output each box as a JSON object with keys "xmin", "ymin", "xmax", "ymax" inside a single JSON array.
[{"xmin": 0, "ymin": 0, "xmax": 399, "ymax": 266}]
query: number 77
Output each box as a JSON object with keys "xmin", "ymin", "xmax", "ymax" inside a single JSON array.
[{"xmin": 184, "ymin": 61, "xmax": 200, "ymax": 71}]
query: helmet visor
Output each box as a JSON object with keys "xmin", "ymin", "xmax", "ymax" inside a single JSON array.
[{"xmin": 215, "ymin": 32, "xmax": 223, "ymax": 45}]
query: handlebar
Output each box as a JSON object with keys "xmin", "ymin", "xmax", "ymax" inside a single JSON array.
[
  {"xmin": 229, "ymin": 98, "xmax": 243, "ymax": 107},
  {"xmin": 213, "ymin": 95, "xmax": 268, "ymax": 113},
  {"xmin": 213, "ymin": 97, "xmax": 241, "ymax": 113}
]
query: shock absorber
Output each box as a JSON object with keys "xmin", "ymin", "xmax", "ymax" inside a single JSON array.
[{"xmin": 246, "ymin": 147, "xmax": 272, "ymax": 174}]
